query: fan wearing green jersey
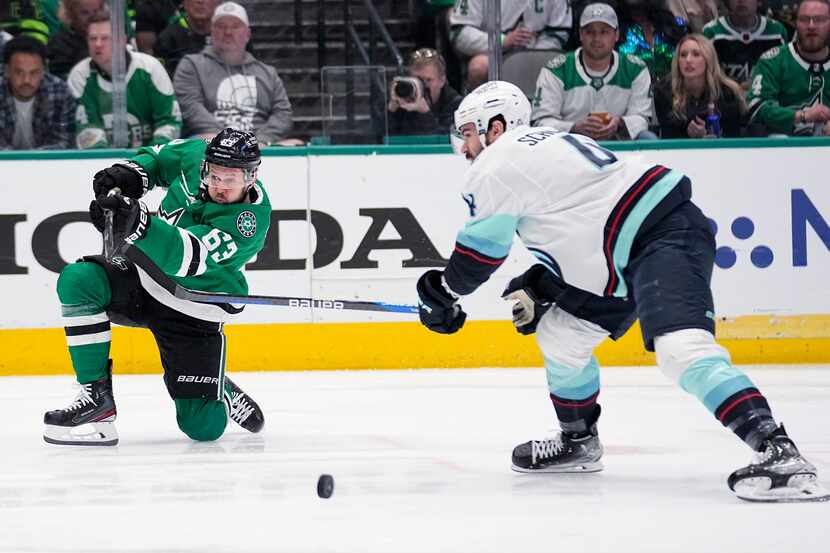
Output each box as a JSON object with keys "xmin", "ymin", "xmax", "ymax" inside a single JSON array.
[
  {"xmin": 531, "ymin": 4, "xmax": 655, "ymax": 141},
  {"xmin": 67, "ymin": 6, "xmax": 181, "ymax": 148},
  {"xmin": 702, "ymin": 0, "xmax": 788, "ymax": 89},
  {"xmin": 746, "ymin": 0, "xmax": 830, "ymax": 135},
  {"xmin": 43, "ymin": 128, "xmax": 269, "ymax": 447}
]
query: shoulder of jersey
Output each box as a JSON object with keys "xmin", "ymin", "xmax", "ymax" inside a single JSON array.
[
  {"xmin": 545, "ymin": 53, "xmax": 567, "ymax": 70},
  {"xmin": 760, "ymin": 46, "xmax": 781, "ymax": 60},
  {"xmin": 625, "ymin": 54, "xmax": 646, "ymax": 67}
]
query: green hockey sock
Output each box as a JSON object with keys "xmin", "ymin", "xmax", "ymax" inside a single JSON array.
[{"xmin": 57, "ymin": 262, "xmax": 112, "ymax": 384}]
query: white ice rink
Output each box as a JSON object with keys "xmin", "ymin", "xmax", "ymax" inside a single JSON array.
[{"xmin": 1, "ymin": 365, "xmax": 828, "ymax": 553}]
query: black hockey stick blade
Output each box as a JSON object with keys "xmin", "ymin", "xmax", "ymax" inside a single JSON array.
[{"xmin": 122, "ymin": 243, "xmax": 418, "ymax": 314}]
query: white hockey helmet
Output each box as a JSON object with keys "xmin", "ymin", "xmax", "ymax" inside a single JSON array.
[{"xmin": 452, "ymin": 80, "xmax": 531, "ymax": 153}]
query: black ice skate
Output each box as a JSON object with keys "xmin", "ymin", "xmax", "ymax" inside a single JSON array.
[
  {"xmin": 43, "ymin": 361, "xmax": 118, "ymax": 446},
  {"xmin": 224, "ymin": 377, "xmax": 264, "ymax": 433},
  {"xmin": 512, "ymin": 424, "xmax": 603, "ymax": 473},
  {"xmin": 728, "ymin": 425, "xmax": 829, "ymax": 502}
]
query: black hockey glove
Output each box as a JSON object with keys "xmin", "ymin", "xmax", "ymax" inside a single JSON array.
[
  {"xmin": 89, "ymin": 194, "xmax": 151, "ymax": 243},
  {"xmin": 416, "ymin": 270, "xmax": 467, "ymax": 334},
  {"xmin": 92, "ymin": 161, "xmax": 150, "ymax": 199},
  {"xmin": 501, "ymin": 264, "xmax": 566, "ymax": 335}
]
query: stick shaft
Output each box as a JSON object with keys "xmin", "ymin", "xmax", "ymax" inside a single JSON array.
[
  {"xmin": 102, "ymin": 187, "xmax": 122, "ymax": 261},
  {"xmin": 123, "ymin": 244, "xmax": 417, "ymax": 314}
]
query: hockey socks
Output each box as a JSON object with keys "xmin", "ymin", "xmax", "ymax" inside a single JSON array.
[
  {"xmin": 57, "ymin": 262, "xmax": 113, "ymax": 384},
  {"xmin": 715, "ymin": 387, "xmax": 778, "ymax": 452}
]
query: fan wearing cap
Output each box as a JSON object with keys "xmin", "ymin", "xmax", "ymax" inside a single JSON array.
[
  {"xmin": 44, "ymin": 130, "xmax": 271, "ymax": 448},
  {"xmin": 531, "ymin": 3, "xmax": 655, "ymax": 140},
  {"xmin": 174, "ymin": 1, "xmax": 296, "ymax": 146}
]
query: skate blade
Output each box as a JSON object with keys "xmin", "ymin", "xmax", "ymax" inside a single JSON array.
[
  {"xmin": 511, "ymin": 461, "xmax": 604, "ymax": 474},
  {"xmin": 734, "ymin": 474, "xmax": 830, "ymax": 503},
  {"xmin": 43, "ymin": 422, "xmax": 119, "ymax": 446}
]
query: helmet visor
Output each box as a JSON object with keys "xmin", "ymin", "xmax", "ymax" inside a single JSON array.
[{"xmin": 205, "ymin": 163, "xmax": 250, "ymax": 190}]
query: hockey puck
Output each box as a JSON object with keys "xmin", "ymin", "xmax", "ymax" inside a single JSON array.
[{"xmin": 317, "ymin": 474, "xmax": 334, "ymax": 498}]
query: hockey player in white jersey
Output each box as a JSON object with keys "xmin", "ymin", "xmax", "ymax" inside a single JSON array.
[{"xmin": 416, "ymin": 80, "xmax": 828, "ymax": 503}]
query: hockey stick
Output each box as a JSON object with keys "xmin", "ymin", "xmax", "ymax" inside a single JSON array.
[
  {"xmin": 103, "ymin": 198, "xmax": 418, "ymax": 314},
  {"xmin": 102, "ymin": 188, "xmax": 121, "ymax": 261}
]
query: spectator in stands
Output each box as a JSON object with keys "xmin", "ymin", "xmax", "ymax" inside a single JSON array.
[
  {"xmin": 47, "ymin": 0, "xmax": 104, "ymax": 80},
  {"xmin": 746, "ymin": 0, "xmax": 830, "ymax": 135},
  {"xmin": 703, "ymin": 0, "xmax": 788, "ymax": 89},
  {"xmin": 135, "ymin": 0, "xmax": 181, "ymax": 54},
  {"xmin": 450, "ymin": 0, "xmax": 573, "ymax": 91},
  {"xmin": 68, "ymin": 7, "xmax": 181, "ymax": 148},
  {"xmin": 155, "ymin": 0, "xmax": 218, "ymax": 76},
  {"xmin": 0, "ymin": 35, "xmax": 75, "ymax": 149},
  {"xmin": 388, "ymin": 48, "xmax": 463, "ymax": 136},
  {"xmin": 531, "ymin": 3, "xmax": 655, "ymax": 140},
  {"xmin": 666, "ymin": 0, "xmax": 718, "ymax": 33},
  {"xmin": 654, "ymin": 34, "xmax": 746, "ymax": 137},
  {"xmin": 617, "ymin": 0, "xmax": 688, "ymax": 80},
  {"xmin": 174, "ymin": 1, "xmax": 294, "ymax": 145}
]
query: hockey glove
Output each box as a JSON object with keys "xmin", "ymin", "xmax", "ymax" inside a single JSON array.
[
  {"xmin": 92, "ymin": 161, "xmax": 150, "ymax": 199},
  {"xmin": 89, "ymin": 194, "xmax": 151, "ymax": 244},
  {"xmin": 501, "ymin": 264, "xmax": 566, "ymax": 335},
  {"xmin": 416, "ymin": 270, "xmax": 467, "ymax": 334}
]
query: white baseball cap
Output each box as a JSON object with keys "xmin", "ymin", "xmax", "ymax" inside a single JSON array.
[
  {"xmin": 580, "ymin": 3, "xmax": 619, "ymax": 29},
  {"xmin": 212, "ymin": 1, "xmax": 250, "ymax": 26}
]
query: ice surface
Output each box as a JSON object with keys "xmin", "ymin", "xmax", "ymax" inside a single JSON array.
[{"xmin": 1, "ymin": 365, "xmax": 828, "ymax": 553}]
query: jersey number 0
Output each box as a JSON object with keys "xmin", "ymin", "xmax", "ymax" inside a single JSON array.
[{"xmin": 561, "ymin": 134, "xmax": 618, "ymax": 168}]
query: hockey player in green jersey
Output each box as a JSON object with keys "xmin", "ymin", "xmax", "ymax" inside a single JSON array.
[
  {"xmin": 43, "ymin": 128, "xmax": 269, "ymax": 446},
  {"xmin": 746, "ymin": 0, "xmax": 830, "ymax": 135}
]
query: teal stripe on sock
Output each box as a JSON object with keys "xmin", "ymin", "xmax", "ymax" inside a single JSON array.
[
  {"xmin": 702, "ymin": 376, "xmax": 756, "ymax": 414},
  {"xmin": 545, "ymin": 356, "xmax": 600, "ymax": 400},
  {"xmin": 678, "ymin": 356, "xmax": 753, "ymax": 414}
]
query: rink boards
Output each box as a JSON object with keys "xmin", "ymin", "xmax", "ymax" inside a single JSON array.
[{"xmin": 0, "ymin": 139, "xmax": 828, "ymax": 375}]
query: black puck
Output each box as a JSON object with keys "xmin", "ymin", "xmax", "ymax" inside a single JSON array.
[{"xmin": 317, "ymin": 474, "xmax": 334, "ymax": 498}]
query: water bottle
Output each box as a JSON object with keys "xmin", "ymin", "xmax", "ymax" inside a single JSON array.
[{"xmin": 705, "ymin": 102, "xmax": 721, "ymax": 138}]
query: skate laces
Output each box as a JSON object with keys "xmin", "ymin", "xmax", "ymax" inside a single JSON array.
[
  {"xmin": 229, "ymin": 391, "xmax": 255, "ymax": 423},
  {"xmin": 532, "ymin": 435, "xmax": 565, "ymax": 464},
  {"xmin": 62, "ymin": 384, "xmax": 94, "ymax": 412}
]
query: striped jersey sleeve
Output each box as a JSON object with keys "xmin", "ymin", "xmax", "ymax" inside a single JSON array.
[{"xmin": 443, "ymin": 170, "xmax": 523, "ymax": 295}]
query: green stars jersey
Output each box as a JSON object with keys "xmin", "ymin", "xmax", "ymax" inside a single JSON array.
[
  {"xmin": 128, "ymin": 138, "xmax": 271, "ymax": 321},
  {"xmin": 702, "ymin": 16, "xmax": 788, "ymax": 84},
  {"xmin": 67, "ymin": 51, "xmax": 181, "ymax": 149},
  {"xmin": 531, "ymin": 49, "xmax": 653, "ymax": 138},
  {"xmin": 747, "ymin": 43, "xmax": 830, "ymax": 135}
]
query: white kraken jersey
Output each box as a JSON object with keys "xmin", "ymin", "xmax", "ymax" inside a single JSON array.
[{"xmin": 454, "ymin": 126, "xmax": 686, "ymax": 297}]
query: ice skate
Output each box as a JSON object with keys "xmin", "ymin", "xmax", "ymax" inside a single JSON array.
[
  {"xmin": 728, "ymin": 425, "xmax": 829, "ymax": 503},
  {"xmin": 43, "ymin": 361, "xmax": 118, "ymax": 446},
  {"xmin": 512, "ymin": 424, "xmax": 603, "ymax": 473},
  {"xmin": 224, "ymin": 377, "xmax": 264, "ymax": 433}
]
